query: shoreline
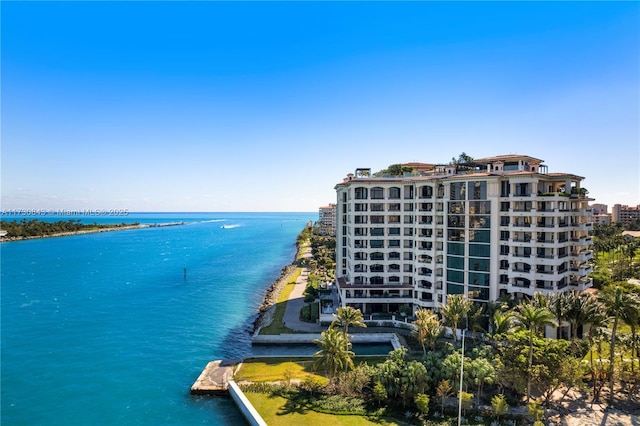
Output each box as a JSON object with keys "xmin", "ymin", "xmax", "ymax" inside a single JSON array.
[
  {"xmin": 252, "ymin": 240, "xmax": 304, "ymax": 332},
  {"xmin": 0, "ymin": 222, "xmax": 185, "ymax": 243}
]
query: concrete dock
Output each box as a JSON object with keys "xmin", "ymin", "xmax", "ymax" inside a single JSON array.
[{"xmin": 190, "ymin": 359, "xmax": 240, "ymax": 395}]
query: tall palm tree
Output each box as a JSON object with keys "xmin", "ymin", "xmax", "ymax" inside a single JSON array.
[
  {"xmin": 440, "ymin": 294, "xmax": 472, "ymax": 343},
  {"xmin": 621, "ymin": 303, "xmax": 639, "ymax": 379},
  {"xmin": 313, "ymin": 327, "xmax": 354, "ymax": 382},
  {"xmin": 584, "ymin": 300, "xmax": 607, "ymax": 402},
  {"xmin": 489, "ymin": 309, "xmax": 514, "ymax": 342},
  {"xmin": 566, "ymin": 292, "xmax": 599, "ymax": 342},
  {"xmin": 514, "ymin": 300, "xmax": 555, "ymax": 402},
  {"xmin": 412, "ymin": 308, "xmax": 442, "ymax": 355},
  {"xmin": 331, "ymin": 306, "xmax": 366, "ymax": 369},
  {"xmin": 598, "ymin": 285, "xmax": 640, "ymax": 405},
  {"xmin": 332, "ymin": 306, "xmax": 366, "ymax": 338},
  {"xmin": 549, "ymin": 292, "xmax": 569, "ymax": 339}
]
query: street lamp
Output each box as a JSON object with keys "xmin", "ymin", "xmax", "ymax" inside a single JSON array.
[{"xmin": 458, "ymin": 291, "xmax": 478, "ymax": 426}]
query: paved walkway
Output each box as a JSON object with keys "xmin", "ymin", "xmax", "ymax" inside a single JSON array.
[
  {"xmin": 282, "ymin": 266, "xmax": 326, "ymax": 332},
  {"xmin": 281, "ymin": 246, "xmax": 326, "ymax": 333}
]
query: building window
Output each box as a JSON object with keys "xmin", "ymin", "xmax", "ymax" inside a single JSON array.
[
  {"xmin": 447, "ymin": 255, "xmax": 464, "ymax": 269},
  {"xmin": 448, "ymin": 215, "xmax": 465, "ymax": 228},
  {"xmin": 451, "ymin": 182, "xmax": 466, "ymax": 200},
  {"xmin": 389, "ymin": 187, "xmax": 401, "ymax": 199},
  {"xmin": 500, "ymin": 181, "xmax": 510, "ymax": 197},
  {"xmin": 447, "ymin": 242, "xmax": 465, "ymax": 256},
  {"xmin": 449, "ymin": 201, "xmax": 465, "ymax": 214},
  {"xmin": 404, "ymin": 185, "xmax": 414, "ymax": 199},
  {"xmin": 469, "ymin": 201, "xmax": 490, "ymax": 214},
  {"xmin": 470, "ymin": 215, "xmax": 490, "ymax": 229},
  {"xmin": 370, "ymin": 240, "xmax": 384, "ymax": 248},
  {"xmin": 371, "ymin": 187, "xmax": 384, "ymax": 199},
  {"xmin": 468, "ymin": 286, "xmax": 489, "ymax": 300},
  {"xmin": 469, "ymin": 258, "xmax": 490, "ymax": 272},
  {"xmin": 370, "ymin": 264, "xmax": 384, "ymax": 273},
  {"xmin": 420, "ymin": 186, "xmax": 433, "ymax": 198},
  {"xmin": 447, "ymin": 283, "xmax": 464, "ymax": 295},
  {"xmin": 355, "ymin": 187, "xmax": 368, "ymax": 200},
  {"xmin": 469, "ymin": 230, "xmax": 490, "ymax": 243},
  {"xmin": 370, "ymin": 252, "xmax": 384, "ymax": 260},
  {"xmin": 388, "ymin": 203, "xmax": 401, "ymax": 211},
  {"xmin": 469, "ymin": 181, "xmax": 487, "ymax": 200},
  {"xmin": 468, "ymin": 272, "xmax": 490, "ymax": 286},
  {"xmin": 370, "ymin": 215, "xmax": 384, "ymax": 224},
  {"xmin": 447, "ymin": 229, "xmax": 465, "ymax": 242}
]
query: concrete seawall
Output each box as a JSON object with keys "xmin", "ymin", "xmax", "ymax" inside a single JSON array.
[{"xmin": 227, "ymin": 381, "xmax": 267, "ymax": 426}]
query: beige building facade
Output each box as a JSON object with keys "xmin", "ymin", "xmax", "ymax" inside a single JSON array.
[{"xmin": 334, "ymin": 155, "xmax": 594, "ymax": 314}]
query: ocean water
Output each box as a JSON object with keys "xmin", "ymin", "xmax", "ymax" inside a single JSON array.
[{"xmin": 1, "ymin": 212, "xmax": 316, "ymax": 425}]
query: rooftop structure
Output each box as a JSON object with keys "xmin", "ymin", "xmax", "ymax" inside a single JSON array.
[{"xmin": 334, "ymin": 154, "xmax": 594, "ymax": 315}]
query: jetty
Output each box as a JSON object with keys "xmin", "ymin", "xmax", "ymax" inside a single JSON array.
[
  {"xmin": 190, "ymin": 359, "xmax": 239, "ymax": 395},
  {"xmin": 191, "ymin": 359, "xmax": 267, "ymax": 426}
]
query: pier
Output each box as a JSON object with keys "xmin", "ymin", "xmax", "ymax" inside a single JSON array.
[{"xmin": 190, "ymin": 359, "xmax": 239, "ymax": 395}]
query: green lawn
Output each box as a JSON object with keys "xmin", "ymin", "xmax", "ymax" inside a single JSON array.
[
  {"xmin": 235, "ymin": 357, "xmax": 388, "ymax": 383},
  {"xmin": 244, "ymin": 393, "xmax": 404, "ymax": 426},
  {"xmin": 235, "ymin": 358, "xmax": 328, "ymax": 384}
]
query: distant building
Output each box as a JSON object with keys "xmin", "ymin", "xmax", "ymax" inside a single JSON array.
[
  {"xmin": 318, "ymin": 204, "xmax": 336, "ymax": 236},
  {"xmin": 593, "ymin": 214, "xmax": 612, "ymax": 225},
  {"xmin": 334, "ymin": 154, "xmax": 594, "ymax": 315},
  {"xmin": 612, "ymin": 204, "xmax": 640, "ymax": 225},
  {"xmin": 590, "ymin": 203, "xmax": 608, "ymax": 215}
]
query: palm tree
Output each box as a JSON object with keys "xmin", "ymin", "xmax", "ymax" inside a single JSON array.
[
  {"xmin": 332, "ymin": 306, "xmax": 366, "ymax": 338},
  {"xmin": 549, "ymin": 292, "xmax": 569, "ymax": 339},
  {"xmin": 331, "ymin": 306, "xmax": 366, "ymax": 369},
  {"xmin": 584, "ymin": 300, "xmax": 607, "ymax": 402},
  {"xmin": 514, "ymin": 300, "xmax": 555, "ymax": 402},
  {"xmin": 598, "ymin": 285, "xmax": 640, "ymax": 405},
  {"xmin": 440, "ymin": 294, "xmax": 472, "ymax": 343},
  {"xmin": 412, "ymin": 308, "xmax": 442, "ymax": 355},
  {"xmin": 621, "ymin": 303, "xmax": 639, "ymax": 379},
  {"xmin": 313, "ymin": 327, "xmax": 354, "ymax": 382},
  {"xmin": 566, "ymin": 292, "xmax": 598, "ymax": 342},
  {"xmin": 489, "ymin": 309, "xmax": 514, "ymax": 342}
]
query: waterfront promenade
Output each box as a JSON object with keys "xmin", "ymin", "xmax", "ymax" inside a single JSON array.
[{"xmin": 282, "ymin": 264, "xmax": 326, "ymax": 333}]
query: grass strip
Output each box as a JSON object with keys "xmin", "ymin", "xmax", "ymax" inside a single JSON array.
[
  {"xmin": 243, "ymin": 393, "xmax": 403, "ymax": 426},
  {"xmin": 259, "ymin": 268, "xmax": 301, "ymax": 335}
]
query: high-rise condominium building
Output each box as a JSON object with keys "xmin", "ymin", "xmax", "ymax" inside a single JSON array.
[
  {"xmin": 612, "ymin": 204, "xmax": 640, "ymax": 225},
  {"xmin": 334, "ymin": 154, "xmax": 594, "ymax": 314},
  {"xmin": 318, "ymin": 204, "xmax": 337, "ymax": 236}
]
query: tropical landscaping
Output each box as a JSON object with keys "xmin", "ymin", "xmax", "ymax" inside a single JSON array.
[{"xmin": 240, "ymin": 222, "xmax": 639, "ymax": 425}]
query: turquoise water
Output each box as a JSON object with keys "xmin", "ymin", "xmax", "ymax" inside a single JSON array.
[{"xmin": 1, "ymin": 212, "xmax": 316, "ymax": 425}]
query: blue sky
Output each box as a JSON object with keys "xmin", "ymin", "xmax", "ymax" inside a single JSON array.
[{"xmin": 2, "ymin": 1, "xmax": 638, "ymax": 212}]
